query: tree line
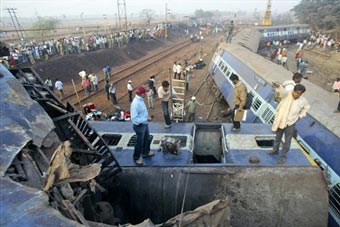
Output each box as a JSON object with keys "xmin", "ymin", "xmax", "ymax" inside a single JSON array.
[{"xmin": 292, "ymin": 0, "xmax": 340, "ymax": 33}]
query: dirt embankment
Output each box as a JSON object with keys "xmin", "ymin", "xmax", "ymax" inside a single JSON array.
[
  {"xmin": 33, "ymin": 30, "xmax": 229, "ymax": 123},
  {"xmin": 287, "ymin": 47, "xmax": 340, "ymax": 91},
  {"xmin": 302, "ymin": 49, "xmax": 340, "ymax": 91},
  {"xmin": 33, "ymin": 39, "xmax": 166, "ymax": 87}
]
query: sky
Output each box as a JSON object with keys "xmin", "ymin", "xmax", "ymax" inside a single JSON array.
[{"xmin": 0, "ymin": 0, "xmax": 301, "ymax": 19}]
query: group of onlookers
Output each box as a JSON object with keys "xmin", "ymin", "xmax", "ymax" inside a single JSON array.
[
  {"xmin": 306, "ymin": 31, "xmax": 339, "ymax": 51},
  {"xmin": 1, "ymin": 26, "xmax": 165, "ymax": 69}
]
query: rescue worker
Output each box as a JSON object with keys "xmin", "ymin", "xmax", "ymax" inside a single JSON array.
[
  {"xmin": 185, "ymin": 96, "xmax": 201, "ymax": 122},
  {"xmin": 230, "ymin": 74, "xmax": 247, "ymax": 131}
]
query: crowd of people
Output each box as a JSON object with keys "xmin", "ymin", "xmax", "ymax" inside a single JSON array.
[
  {"xmin": 1, "ymin": 26, "xmax": 172, "ymax": 69},
  {"xmin": 305, "ymin": 31, "xmax": 340, "ymax": 51}
]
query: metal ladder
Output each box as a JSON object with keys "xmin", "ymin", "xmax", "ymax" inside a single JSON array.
[
  {"xmin": 11, "ymin": 68, "xmax": 122, "ymax": 183},
  {"xmin": 170, "ymin": 78, "xmax": 187, "ymax": 122}
]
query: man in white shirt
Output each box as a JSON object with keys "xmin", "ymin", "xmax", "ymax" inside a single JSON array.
[
  {"xmin": 127, "ymin": 80, "xmax": 133, "ymax": 102},
  {"xmin": 175, "ymin": 63, "xmax": 183, "ymax": 80},
  {"xmin": 79, "ymin": 70, "xmax": 86, "ymax": 86},
  {"xmin": 55, "ymin": 78, "xmax": 64, "ymax": 99},
  {"xmin": 79, "ymin": 70, "xmax": 86, "ymax": 79},
  {"xmin": 332, "ymin": 78, "xmax": 340, "ymax": 92},
  {"xmin": 282, "ymin": 72, "xmax": 303, "ymax": 92},
  {"xmin": 91, "ymin": 73, "xmax": 98, "ymax": 92},
  {"xmin": 172, "ymin": 62, "xmax": 177, "ymax": 79},
  {"xmin": 158, "ymin": 80, "xmax": 173, "ymax": 128},
  {"xmin": 274, "ymin": 73, "xmax": 302, "ymax": 102},
  {"xmin": 269, "ymin": 84, "xmax": 310, "ymax": 164}
]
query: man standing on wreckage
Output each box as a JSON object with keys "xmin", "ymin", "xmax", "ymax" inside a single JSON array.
[
  {"xmin": 130, "ymin": 86, "xmax": 154, "ymax": 166},
  {"xmin": 269, "ymin": 83, "xmax": 310, "ymax": 164}
]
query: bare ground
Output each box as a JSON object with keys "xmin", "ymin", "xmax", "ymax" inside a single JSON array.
[
  {"xmin": 34, "ymin": 32, "xmax": 230, "ymax": 123},
  {"xmin": 34, "ymin": 31, "xmax": 340, "ymax": 124}
]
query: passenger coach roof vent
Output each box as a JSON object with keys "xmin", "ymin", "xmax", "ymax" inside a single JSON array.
[
  {"xmin": 102, "ymin": 134, "xmax": 122, "ymax": 146},
  {"xmin": 255, "ymin": 136, "xmax": 274, "ymax": 148},
  {"xmin": 329, "ymin": 183, "xmax": 340, "ymax": 219},
  {"xmin": 128, "ymin": 134, "xmax": 154, "ymax": 147}
]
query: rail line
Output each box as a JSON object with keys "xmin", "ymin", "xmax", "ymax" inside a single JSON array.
[{"xmin": 61, "ymin": 39, "xmax": 192, "ymax": 107}]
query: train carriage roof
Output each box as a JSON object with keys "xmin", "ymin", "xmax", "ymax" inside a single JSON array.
[{"xmin": 220, "ymin": 43, "xmax": 340, "ymax": 138}]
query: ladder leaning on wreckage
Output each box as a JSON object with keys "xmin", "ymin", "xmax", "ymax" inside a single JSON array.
[{"xmin": 9, "ymin": 67, "xmax": 122, "ymax": 184}]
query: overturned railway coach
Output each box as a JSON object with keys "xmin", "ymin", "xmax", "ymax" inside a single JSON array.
[
  {"xmin": 209, "ymin": 25, "xmax": 340, "ymax": 226},
  {"xmin": 257, "ymin": 24, "xmax": 310, "ymax": 49},
  {"xmin": 0, "ymin": 62, "xmax": 331, "ymax": 226}
]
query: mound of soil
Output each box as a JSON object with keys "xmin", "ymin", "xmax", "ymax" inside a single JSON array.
[
  {"xmin": 33, "ymin": 29, "xmax": 187, "ymax": 87},
  {"xmin": 33, "ymin": 39, "xmax": 163, "ymax": 85}
]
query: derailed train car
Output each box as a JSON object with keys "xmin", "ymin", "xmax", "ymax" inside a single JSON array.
[
  {"xmin": 258, "ymin": 24, "xmax": 310, "ymax": 47},
  {"xmin": 209, "ymin": 25, "xmax": 340, "ymax": 226},
  {"xmin": 0, "ymin": 62, "xmax": 330, "ymax": 226}
]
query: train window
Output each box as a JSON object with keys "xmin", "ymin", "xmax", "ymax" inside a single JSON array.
[
  {"xmin": 218, "ymin": 61, "xmax": 223, "ymax": 67},
  {"xmin": 276, "ymin": 29, "xmax": 279, "ymax": 32},
  {"xmin": 252, "ymin": 98, "xmax": 262, "ymax": 111},
  {"xmin": 221, "ymin": 65, "xmax": 225, "ymax": 71},
  {"xmin": 223, "ymin": 66, "xmax": 228, "ymax": 73},
  {"xmin": 284, "ymin": 28, "xmax": 287, "ymax": 31},
  {"xmin": 227, "ymin": 70, "xmax": 233, "ymax": 78}
]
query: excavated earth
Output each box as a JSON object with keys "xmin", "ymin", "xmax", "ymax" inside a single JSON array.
[{"xmin": 33, "ymin": 31, "xmax": 230, "ymax": 123}]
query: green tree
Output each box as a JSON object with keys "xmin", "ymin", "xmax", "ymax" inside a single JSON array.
[
  {"xmin": 292, "ymin": 0, "xmax": 340, "ymax": 32},
  {"xmin": 31, "ymin": 17, "xmax": 59, "ymax": 38}
]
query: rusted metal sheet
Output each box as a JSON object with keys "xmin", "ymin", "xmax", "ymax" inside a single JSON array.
[{"xmin": 0, "ymin": 65, "xmax": 54, "ymax": 176}]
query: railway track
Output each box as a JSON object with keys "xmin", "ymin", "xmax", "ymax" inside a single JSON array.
[{"xmin": 61, "ymin": 39, "xmax": 192, "ymax": 108}]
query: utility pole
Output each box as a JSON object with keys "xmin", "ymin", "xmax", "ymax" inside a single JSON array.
[
  {"xmin": 115, "ymin": 13, "xmax": 118, "ymax": 28},
  {"xmin": 123, "ymin": 0, "xmax": 128, "ymax": 31},
  {"xmin": 117, "ymin": 0, "xmax": 122, "ymax": 30},
  {"xmin": 165, "ymin": 3, "xmax": 170, "ymax": 40},
  {"xmin": 80, "ymin": 12, "xmax": 85, "ymax": 36},
  {"xmin": 5, "ymin": 8, "xmax": 25, "ymax": 40},
  {"xmin": 117, "ymin": 0, "xmax": 128, "ymax": 31}
]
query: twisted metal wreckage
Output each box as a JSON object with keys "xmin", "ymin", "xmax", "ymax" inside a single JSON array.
[{"xmin": 0, "ymin": 65, "xmax": 230, "ymax": 226}]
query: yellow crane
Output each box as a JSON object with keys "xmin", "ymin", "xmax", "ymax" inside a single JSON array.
[{"xmin": 261, "ymin": 0, "xmax": 272, "ymax": 26}]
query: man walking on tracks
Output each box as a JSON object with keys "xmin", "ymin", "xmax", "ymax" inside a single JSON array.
[
  {"xmin": 230, "ymin": 74, "xmax": 247, "ymax": 131},
  {"xmin": 146, "ymin": 85, "xmax": 154, "ymax": 109},
  {"xmin": 131, "ymin": 86, "xmax": 154, "ymax": 165},
  {"xmin": 185, "ymin": 96, "xmax": 201, "ymax": 122},
  {"xmin": 109, "ymin": 82, "xmax": 117, "ymax": 104},
  {"xmin": 172, "ymin": 62, "xmax": 177, "ymax": 78},
  {"xmin": 55, "ymin": 78, "xmax": 64, "ymax": 99},
  {"xmin": 127, "ymin": 80, "xmax": 133, "ymax": 102},
  {"xmin": 103, "ymin": 65, "xmax": 112, "ymax": 82},
  {"xmin": 269, "ymin": 84, "xmax": 310, "ymax": 164},
  {"xmin": 82, "ymin": 76, "xmax": 91, "ymax": 97},
  {"xmin": 148, "ymin": 75, "xmax": 157, "ymax": 97},
  {"xmin": 105, "ymin": 82, "xmax": 110, "ymax": 100},
  {"xmin": 175, "ymin": 63, "xmax": 183, "ymax": 80}
]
